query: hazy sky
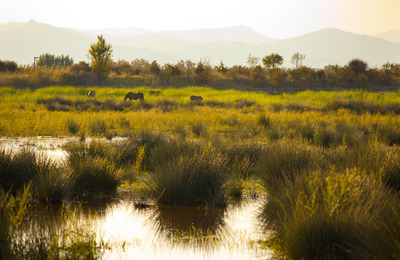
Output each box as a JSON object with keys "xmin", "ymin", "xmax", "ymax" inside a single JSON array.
[{"xmin": 1, "ymin": 0, "xmax": 399, "ymax": 38}]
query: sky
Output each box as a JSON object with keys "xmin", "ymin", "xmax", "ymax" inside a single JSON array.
[{"xmin": 0, "ymin": 0, "xmax": 399, "ymax": 39}]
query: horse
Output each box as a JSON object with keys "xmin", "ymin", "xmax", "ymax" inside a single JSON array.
[
  {"xmin": 149, "ymin": 90, "xmax": 162, "ymax": 96},
  {"xmin": 190, "ymin": 95, "xmax": 203, "ymax": 101},
  {"xmin": 124, "ymin": 92, "xmax": 144, "ymax": 102},
  {"xmin": 88, "ymin": 90, "xmax": 95, "ymax": 97}
]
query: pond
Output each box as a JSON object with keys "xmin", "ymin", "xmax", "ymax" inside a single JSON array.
[
  {"xmin": 1, "ymin": 137, "xmax": 272, "ymax": 259},
  {"xmin": 23, "ymin": 198, "xmax": 271, "ymax": 259}
]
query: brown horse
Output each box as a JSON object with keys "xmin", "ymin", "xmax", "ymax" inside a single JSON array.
[
  {"xmin": 149, "ymin": 90, "xmax": 162, "ymax": 96},
  {"xmin": 190, "ymin": 95, "xmax": 203, "ymax": 101},
  {"xmin": 124, "ymin": 92, "xmax": 144, "ymax": 102},
  {"xmin": 88, "ymin": 90, "xmax": 95, "ymax": 97}
]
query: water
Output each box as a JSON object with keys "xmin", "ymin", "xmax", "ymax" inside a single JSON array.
[
  {"xmin": 23, "ymin": 199, "xmax": 271, "ymax": 259},
  {"xmin": 1, "ymin": 137, "xmax": 272, "ymax": 259}
]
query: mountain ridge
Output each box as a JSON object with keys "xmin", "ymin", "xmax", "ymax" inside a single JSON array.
[{"xmin": 0, "ymin": 21, "xmax": 399, "ymax": 68}]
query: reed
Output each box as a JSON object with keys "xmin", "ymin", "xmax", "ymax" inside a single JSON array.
[
  {"xmin": 0, "ymin": 149, "xmax": 37, "ymax": 193},
  {"xmin": 256, "ymin": 140, "xmax": 319, "ymax": 194},
  {"xmin": 260, "ymin": 169, "xmax": 400, "ymax": 259},
  {"xmin": 149, "ymin": 140, "xmax": 229, "ymax": 207},
  {"xmin": 65, "ymin": 118, "xmax": 81, "ymax": 135}
]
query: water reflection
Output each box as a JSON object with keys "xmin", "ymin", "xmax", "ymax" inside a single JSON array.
[
  {"xmin": 150, "ymin": 205, "xmax": 226, "ymax": 236},
  {"xmin": 0, "ymin": 136, "xmax": 128, "ymax": 164},
  {"xmin": 3, "ymin": 137, "xmax": 272, "ymax": 259},
  {"xmin": 15, "ymin": 198, "xmax": 271, "ymax": 259}
]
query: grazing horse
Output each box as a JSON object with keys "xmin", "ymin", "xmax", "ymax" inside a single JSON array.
[
  {"xmin": 190, "ymin": 95, "xmax": 203, "ymax": 101},
  {"xmin": 149, "ymin": 90, "xmax": 162, "ymax": 96},
  {"xmin": 88, "ymin": 90, "xmax": 95, "ymax": 97},
  {"xmin": 124, "ymin": 92, "xmax": 144, "ymax": 102}
]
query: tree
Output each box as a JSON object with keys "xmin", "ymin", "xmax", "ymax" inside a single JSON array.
[
  {"xmin": 262, "ymin": 53, "xmax": 284, "ymax": 69},
  {"xmin": 88, "ymin": 35, "xmax": 113, "ymax": 84},
  {"xmin": 0, "ymin": 60, "xmax": 18, "ymax": 72},
  {"xmin": 348, "ymin": 58, "xmax": 368, "ymax": 74},
  {"xmin": 291, "ymin": 52, "xmax": 306, "ymax": 68},
  {"xmin": 247, "ymin": 54, "xmax": 260, "ymax": 67},
  {"xmin": 37, "ymin": 53, "xmax": 73, "ymax": 67}
]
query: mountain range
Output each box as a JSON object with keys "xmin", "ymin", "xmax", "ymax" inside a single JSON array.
[{"xmin": 0, "ymin": 20, "xmax": 399, "ymax": 68}]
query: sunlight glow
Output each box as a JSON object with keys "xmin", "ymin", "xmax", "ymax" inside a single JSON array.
[{"xmin": 1, "ymin": 0, "xmax": 399, "ymax": 38}]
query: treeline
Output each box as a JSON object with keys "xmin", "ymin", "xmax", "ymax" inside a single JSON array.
[{"xmin": 0, "ymin": 55, "xmax": 399, "ymax": 90}]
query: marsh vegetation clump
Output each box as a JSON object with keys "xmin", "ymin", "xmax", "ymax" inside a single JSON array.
[
  {"xmin": 65, "ymin": 118, "xmax": 81, "ymax": 135},
  {"xmin": 149, "ymin": 140, "xmax": 229, "ymax": 207},
  {"xmin": 88, "ymin": 119, "xmax": 108, "ymax": 136},
  {"xmin": 156, "ymin": 98, "xmax": 178, "ymax": 112},
  {"xmin": 259, "ymin": 168, "xmax": 400, "ymax": 259}
]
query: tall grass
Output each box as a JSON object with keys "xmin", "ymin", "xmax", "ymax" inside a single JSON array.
[
  {"xmin": 0, "ymin": 184, "xmax": 32, "ymax": 259},
  {"xmin": 0, "ymin": 149, "xmax": 37, "ymax": 193},
  {"xmin": 259, "ymin": 169, "xmax": 400, "ymax": 259},
  {"xmin": 149, "ymin": 140, "xmax": 229, "ymax": 207},
  {"xmin": 256, "ymin": 140, "xmax": 320, "ymax": 193},
  {"xmin": 65, "ymin": 144, "xmax": 122, "ymax": 196}
]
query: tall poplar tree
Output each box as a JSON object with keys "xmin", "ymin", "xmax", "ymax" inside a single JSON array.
[{"xmin": 89, "ymin": 35, "xmax": 113, "ymax": 84}]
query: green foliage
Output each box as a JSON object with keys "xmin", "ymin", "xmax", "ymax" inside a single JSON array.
[
  {"xmin": 262, "ymin": 53, "xmax": 284, "ymax": 69},
  {"xmin": 37, "ymin": 53, "xmax": 74, "ymax": 67},
  {"xmin": 348, "ymin": 58, "xmax": 368, "ymax": 74},
  {"xmin": 89, "ymin": 35, "xmax": 113, "ymax": 84},
  {"xmin": 0, "ymin": 60, "xmax": 18, "ymax": 72}
]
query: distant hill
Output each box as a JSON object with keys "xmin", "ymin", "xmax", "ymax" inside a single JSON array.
[
  {"xmin": 83, "ymin": 25, "xmax": 274, "ymax": 44},
  {"xmin": 158, "ymin": 26, "xmax": 274, "ymax": 44},
  {"xmin": 83, "ymin": 27, "xmax": 155, "ymax": 37},
  {"xmin": 0, "ymin": 21, "xmax": 399, "ymax": 68},
  {"xmin": 260, "ymin": 28, "xmax": 400, "ymax": 67},
  {"xmin": 374, "ymin": 30, "xmax": 400, "ymax": 43}
]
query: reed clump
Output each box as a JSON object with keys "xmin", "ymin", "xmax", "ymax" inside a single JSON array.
[
  {"xmin": 259, "ymin": 169, "xmax": 400, "ymax": 259},
  {"xmin": 149, "ymin": 140, "xmax": 229, "ymax": 207}
]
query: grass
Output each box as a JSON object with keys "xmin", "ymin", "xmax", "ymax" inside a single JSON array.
[
  {"xmin": 149, "ymin": 140, "xmax": 229, "ymax": 207},
  {"xmin": 259, "ymin": 169, "xmax": 400, "ymax": 259},
  {"xmin": 2, "ymin": 86, "xmax": 400, "ymax": 258}
]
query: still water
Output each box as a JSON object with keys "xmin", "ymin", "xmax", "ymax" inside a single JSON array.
[
  {"xmin": 24, "ymin": 198, "xmax": 271, "ymax": 259},
  {"xmin": 2, "ymin": 137, "xmax": 272, "ymax": 259}
]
